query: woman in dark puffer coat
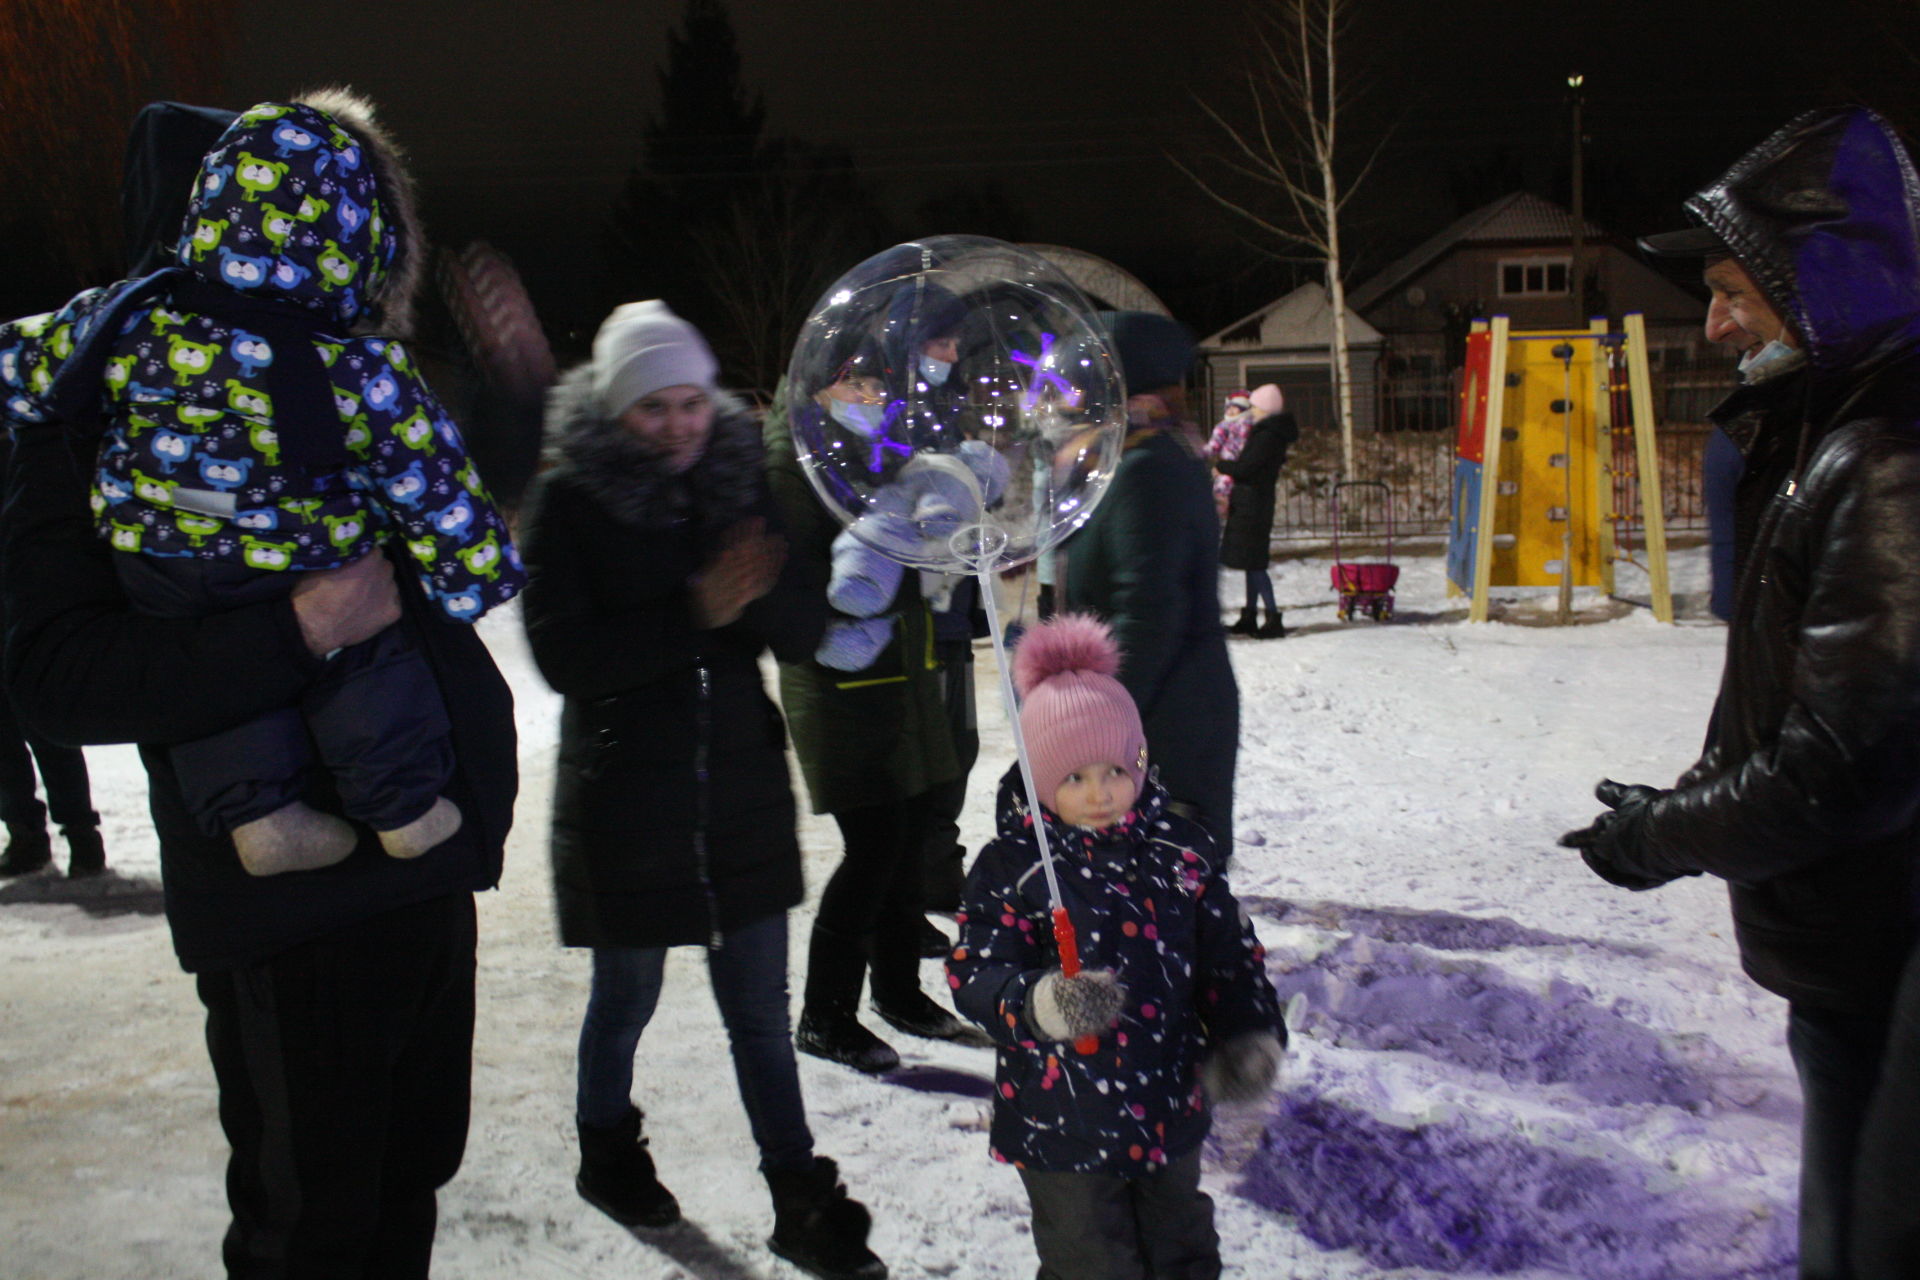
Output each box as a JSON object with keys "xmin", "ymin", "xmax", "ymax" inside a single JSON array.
[
  {"xmin": 519, "ymin": 301, "xmax": 884, "ymax": 1280},
  {"xmin": 1216, "ymin": 383, "xmax": 1298, "ymax": 638}
]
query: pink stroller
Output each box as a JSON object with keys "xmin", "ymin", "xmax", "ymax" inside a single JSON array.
[{"xmin": 1331, "ymin": 480, "xmax": 1399, "ymax": 621}]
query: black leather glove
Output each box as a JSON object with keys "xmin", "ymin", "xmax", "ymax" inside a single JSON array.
[{"xmin": 1559, "ymin": 778, "xmax": 1693, "ymax": 891}]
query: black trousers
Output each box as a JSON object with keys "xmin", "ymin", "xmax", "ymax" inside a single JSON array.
[
  {"xmin": 0, "ymin": 688, "xmax": 94, "ymax": 829},
  {"xmin": 196, "ymin": 893, "xmax": 477, "ymax": 1280},
  {"xmin": 120, "ymin": 556, "xmax": 453, "ymax": 836},
  {"xmin": 1018, "ymin": 1148, "xmax": 1221, "ymax": 1280},
  {"xmin": 1787, "ymin": 1000, "xmax": 1895, "ymax": 1280},
  {"xmin": 1853, "ymin": 944, "xmax": 1920, "ymax": 1278},
  {"xmin": 920, "ymin": 639, "xmax": 978, "ymax": 913},
  {"xmin": 812, "ymin": 794, "xmax": 933, "ymax": 1008}
]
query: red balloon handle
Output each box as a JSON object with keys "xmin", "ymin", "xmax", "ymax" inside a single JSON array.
[{"xmin": 1051, "ymin": 906, "xmax": 1099, "ymax": 1056}]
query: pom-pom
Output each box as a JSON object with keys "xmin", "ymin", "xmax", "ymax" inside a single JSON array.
[{"xmin": 1013, "ymin": 612, "xmax": 1120, "ymax": 696}]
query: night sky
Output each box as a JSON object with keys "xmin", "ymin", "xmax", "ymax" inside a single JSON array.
[{"xmin": 19, "ymin": 0, "xmax": 1915, "ymax": 338}]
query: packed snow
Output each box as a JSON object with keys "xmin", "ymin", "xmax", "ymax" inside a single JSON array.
[{"xmin": 0, "ymin": 542, "xmax": 1803, "ymax": 1280}]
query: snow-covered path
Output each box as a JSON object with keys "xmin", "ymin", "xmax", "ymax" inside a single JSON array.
[{"xmin": 0, "ymin": 545, "xmax": 1801, "ymax": 1279}]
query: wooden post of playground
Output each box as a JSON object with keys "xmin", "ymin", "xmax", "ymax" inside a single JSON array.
[
  {"xmin": 1589, "ymin": 317, "xmax": 1617, "ymax": 598},
  {"xmin": 1468, "ymin": 316, "xmax": 1511, "ymax": 622},
  {"xmin": 1622, "ymin": 314, "xmax": 1673, "ymax": 623}
]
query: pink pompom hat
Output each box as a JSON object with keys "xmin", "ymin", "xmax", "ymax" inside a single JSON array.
[{"xmin": 1013, "ymin": 614, "xmax": 1148, "ymax": 814}]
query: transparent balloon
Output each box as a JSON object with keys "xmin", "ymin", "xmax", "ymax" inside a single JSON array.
[{"xmin": 785, "ymin": 235, "xmax": 1125, "ymax": 573}]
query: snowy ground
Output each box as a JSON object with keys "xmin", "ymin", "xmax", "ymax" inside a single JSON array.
[{"xmin": 1, "ymin": 543, "xmax": 1803, "ymax": 1280}]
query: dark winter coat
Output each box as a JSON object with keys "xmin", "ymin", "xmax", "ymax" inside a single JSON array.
[
  {"xmin": 1603, "ymin": 108, "xmax": 1920, "ymax": 1017},
  {"xmin": 948, "ymin": 765, "xmax": 1283, "ymax": 1175},
  {"xmin": 1064, "ymin": 425, "xmax": 1239, "ymax": 851},
  {"xmin": 1216, "ymin": 411, "xmax": 1297, "ymax": 571},
  {"xmin": 0, "ymin": 413, "xmax": 516, "ymax": 973},
  {"xmin": 520, "ymin": 373, "xmax": 824, "ymax": 949},
  {"xmin": 762, "ymin": 388, "xmax": 958, "ymax": 816},
  {"xmin": 0, "ymin": 93, "xmax": 517, "ymax": 973}
]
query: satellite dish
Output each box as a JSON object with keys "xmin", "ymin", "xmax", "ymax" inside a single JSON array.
[{"xmin": 1405, "ymin": 286, "xmax": 1428, "ymax": 307}]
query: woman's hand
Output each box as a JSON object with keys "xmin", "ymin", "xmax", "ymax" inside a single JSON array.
[{"xmin": 690, "ymin": 517, "xmax": 786, "ymax": 629}]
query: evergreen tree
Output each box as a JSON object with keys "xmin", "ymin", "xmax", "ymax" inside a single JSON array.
[{"xmin": 607, "ymin": 0, "xmax": 890, "ymax": 393}]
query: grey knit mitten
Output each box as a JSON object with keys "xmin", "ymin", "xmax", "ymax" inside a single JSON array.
[
  {"xmin": 1029, "ymin": 968, "xmax": 1127, "ymax": 1041},
  {"xmin": 1199, "ymin": 1032, "xmax": 1285, "ymax": 1104}
]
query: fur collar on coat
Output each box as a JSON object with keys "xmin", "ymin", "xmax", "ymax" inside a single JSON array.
[{"xmin": 543, "ymin": 365, "xmax": 763, "ymax": 535}]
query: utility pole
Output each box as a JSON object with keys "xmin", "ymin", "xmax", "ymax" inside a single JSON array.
[{"xmin": 1568, "ymin": 72, "xmax": 1586, "ymax": 325}]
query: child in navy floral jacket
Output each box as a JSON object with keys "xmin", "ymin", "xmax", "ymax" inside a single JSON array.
[{"xmin": 947, "ymin": 614, "xmax": 1284, "ymax": 1279}]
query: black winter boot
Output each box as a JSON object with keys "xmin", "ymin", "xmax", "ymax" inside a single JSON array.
[
  {"xmin": 0, "ymin": 822, "xmax": 52, "ymax": 876},
  {"xmin": 575, "ymin": 1107, "xmax": 680, "ymax": 1228},
  {"xmin": 871, "ymin": 991, "xmax": 993, "ymax": 1048},
  {"xmin": 796, "ymin": 1007, "xmax": 900, "ymax": 1074},
  {"xmin": 765, "ymin": 1156, "xmax": 887, "ymax": 1280},
  {"xmin": 797, "ymin": 927, "xmax": 900, "ymax": 1074},
  {"xmin": 1229, "ymin": 608, "xmax": 1259, "ymax": 636},
  {"xmin": 64, "ymin": 820, "xmax": 106, "ymax": 879},
  {"xmin": 1257, "ymin": 609, "xmax": 1287, "ymax": 639}
]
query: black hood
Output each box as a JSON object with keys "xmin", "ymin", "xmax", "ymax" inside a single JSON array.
[
  {"xmin": 1684, "ymin": 107, "xmax": 1920, "ymax": 379},
  {"xmin": 120, "ymin": 101, "xmax": 237, "ymax": 276}
]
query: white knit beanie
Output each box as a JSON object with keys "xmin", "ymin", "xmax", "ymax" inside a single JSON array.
[{"xmin": 591, "ymin": 300, "xmax": 717, "ymax": 419}]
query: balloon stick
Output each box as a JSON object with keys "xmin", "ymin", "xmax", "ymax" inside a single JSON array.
[{"xmin": 976, "ymin": 560, "xmax": 1099, "ymax": 1056}]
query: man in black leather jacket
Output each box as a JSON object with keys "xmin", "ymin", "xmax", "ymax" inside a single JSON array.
[{"xmin": 1562, "ymin": 107, "xmax": 1920, "ymax": 1280}]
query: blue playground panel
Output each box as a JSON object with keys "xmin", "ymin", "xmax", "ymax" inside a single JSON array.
[{"xmin": 1447, "ymin": 457, "xmax": 1482, "ymax": 594}]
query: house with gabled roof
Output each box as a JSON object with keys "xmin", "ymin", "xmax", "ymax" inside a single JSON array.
[
  {"xmin": 1349, "ymin": 191, "xmax": 1707, "ymax": 371},
  {"xmin": 1195, "ymin": 281, "xmax": 1385, "ymax": 434},
  {"xmin": 1195, "ymin": 192, "xmax": 1713, "ymax": 433}
]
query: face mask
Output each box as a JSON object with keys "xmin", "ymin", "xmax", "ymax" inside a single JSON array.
[
  {"xmin": 828, "ymin": 398, "xmax": 887, "ymax": 439},
  {"xmin": 918, "ymin": 355, "xmax": 953, "ymax": 387},
  {"xmin": 1738, "ymin": 338, "xmax": 1806, "ymax": 384}
]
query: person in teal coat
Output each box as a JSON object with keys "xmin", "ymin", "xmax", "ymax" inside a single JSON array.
[{"xmin": 1063, "ymin": 311, "xmax": 1239, "ymax": 858}]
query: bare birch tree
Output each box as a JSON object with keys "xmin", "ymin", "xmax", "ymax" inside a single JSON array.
[{"xmin": 1179, "ymin": 0, "xmax": 1377, "ymax": 476}]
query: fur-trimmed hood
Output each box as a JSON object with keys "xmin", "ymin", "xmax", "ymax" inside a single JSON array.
[
  {"xmin": 543, "ymin": 364, "xmax": 764, "ymax": 532},
  {"xmin": 174, "ymin": 88, "xmax": 424, "ymax": 337}
]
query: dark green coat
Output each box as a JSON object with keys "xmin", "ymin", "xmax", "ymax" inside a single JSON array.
[
  {"xmin": 1064, "ymin": 426, "xmax": 1238, "ymax": 852},
  {"xmin": 763, "ymin": 392, "xmax": 959, "ymax": 816}
]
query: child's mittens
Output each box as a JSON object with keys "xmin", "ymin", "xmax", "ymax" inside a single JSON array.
[
  {"xmin": 957, "ymin": 439, "xmax": 1011, "ymax": 506},
  {"xmin": 826, "ymin": 523, "xmax": 905, "ymax": 617},
  {"xmin": 1029, "ymin": 968, "xmax": 1127, "ymax": 1041},
  {"xmin": 1199, "ymin": 1031, "xmax": 1285, "ymax": 1104},
  {"xmin": 815, "ymin": 616, "xmax": 893, "ymax": 671}
]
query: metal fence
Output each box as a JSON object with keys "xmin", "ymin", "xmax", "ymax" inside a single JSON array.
[{"xmin": 1261, "ymin": 358, "xmax": 1729, "ymax": 546}]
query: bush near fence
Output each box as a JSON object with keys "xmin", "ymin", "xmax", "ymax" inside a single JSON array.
[{"xmin": 1257, "ymin": 362, "xmax": 1725, "ymax": 548}]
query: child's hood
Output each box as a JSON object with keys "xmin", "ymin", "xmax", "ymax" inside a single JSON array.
[{"xmin": 173, "ymin": 92, "xmax": 421, "ymax": 336}]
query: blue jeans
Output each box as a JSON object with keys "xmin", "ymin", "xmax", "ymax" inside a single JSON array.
[
  {"xmin": 1244, "ymin": 569, "xmax": 1275, "ymax": 614},
  {"xmin": 576, "ymin": 912, "xmax": 814, "ymax": 1172},
  {"xmin": 1787, "ymin": 1002, "xmax": 1894, "ymax": 1280}
]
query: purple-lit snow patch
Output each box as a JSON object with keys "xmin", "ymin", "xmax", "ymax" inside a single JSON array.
[
  {"xmin": 1257, "ymin": 898, "xmax": 1656, "ymax": 958},
  {"xmin": 1269, "ymin": 934, "xmax": 1712, "ymax": 1109},
  {"xmin": 1239, "ymin": 1094, "xmax": 1796, "ymax": 1278}
]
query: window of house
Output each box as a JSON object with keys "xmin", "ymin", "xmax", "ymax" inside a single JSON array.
[{"xmin": 1497, "ymin": 258, "xmax": 1571, "ymax": 296}]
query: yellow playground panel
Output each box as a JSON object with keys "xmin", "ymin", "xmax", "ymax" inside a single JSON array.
[{"xmin": 1446, "ymin": 315, "xmax": 1672, "ymax": 623}]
